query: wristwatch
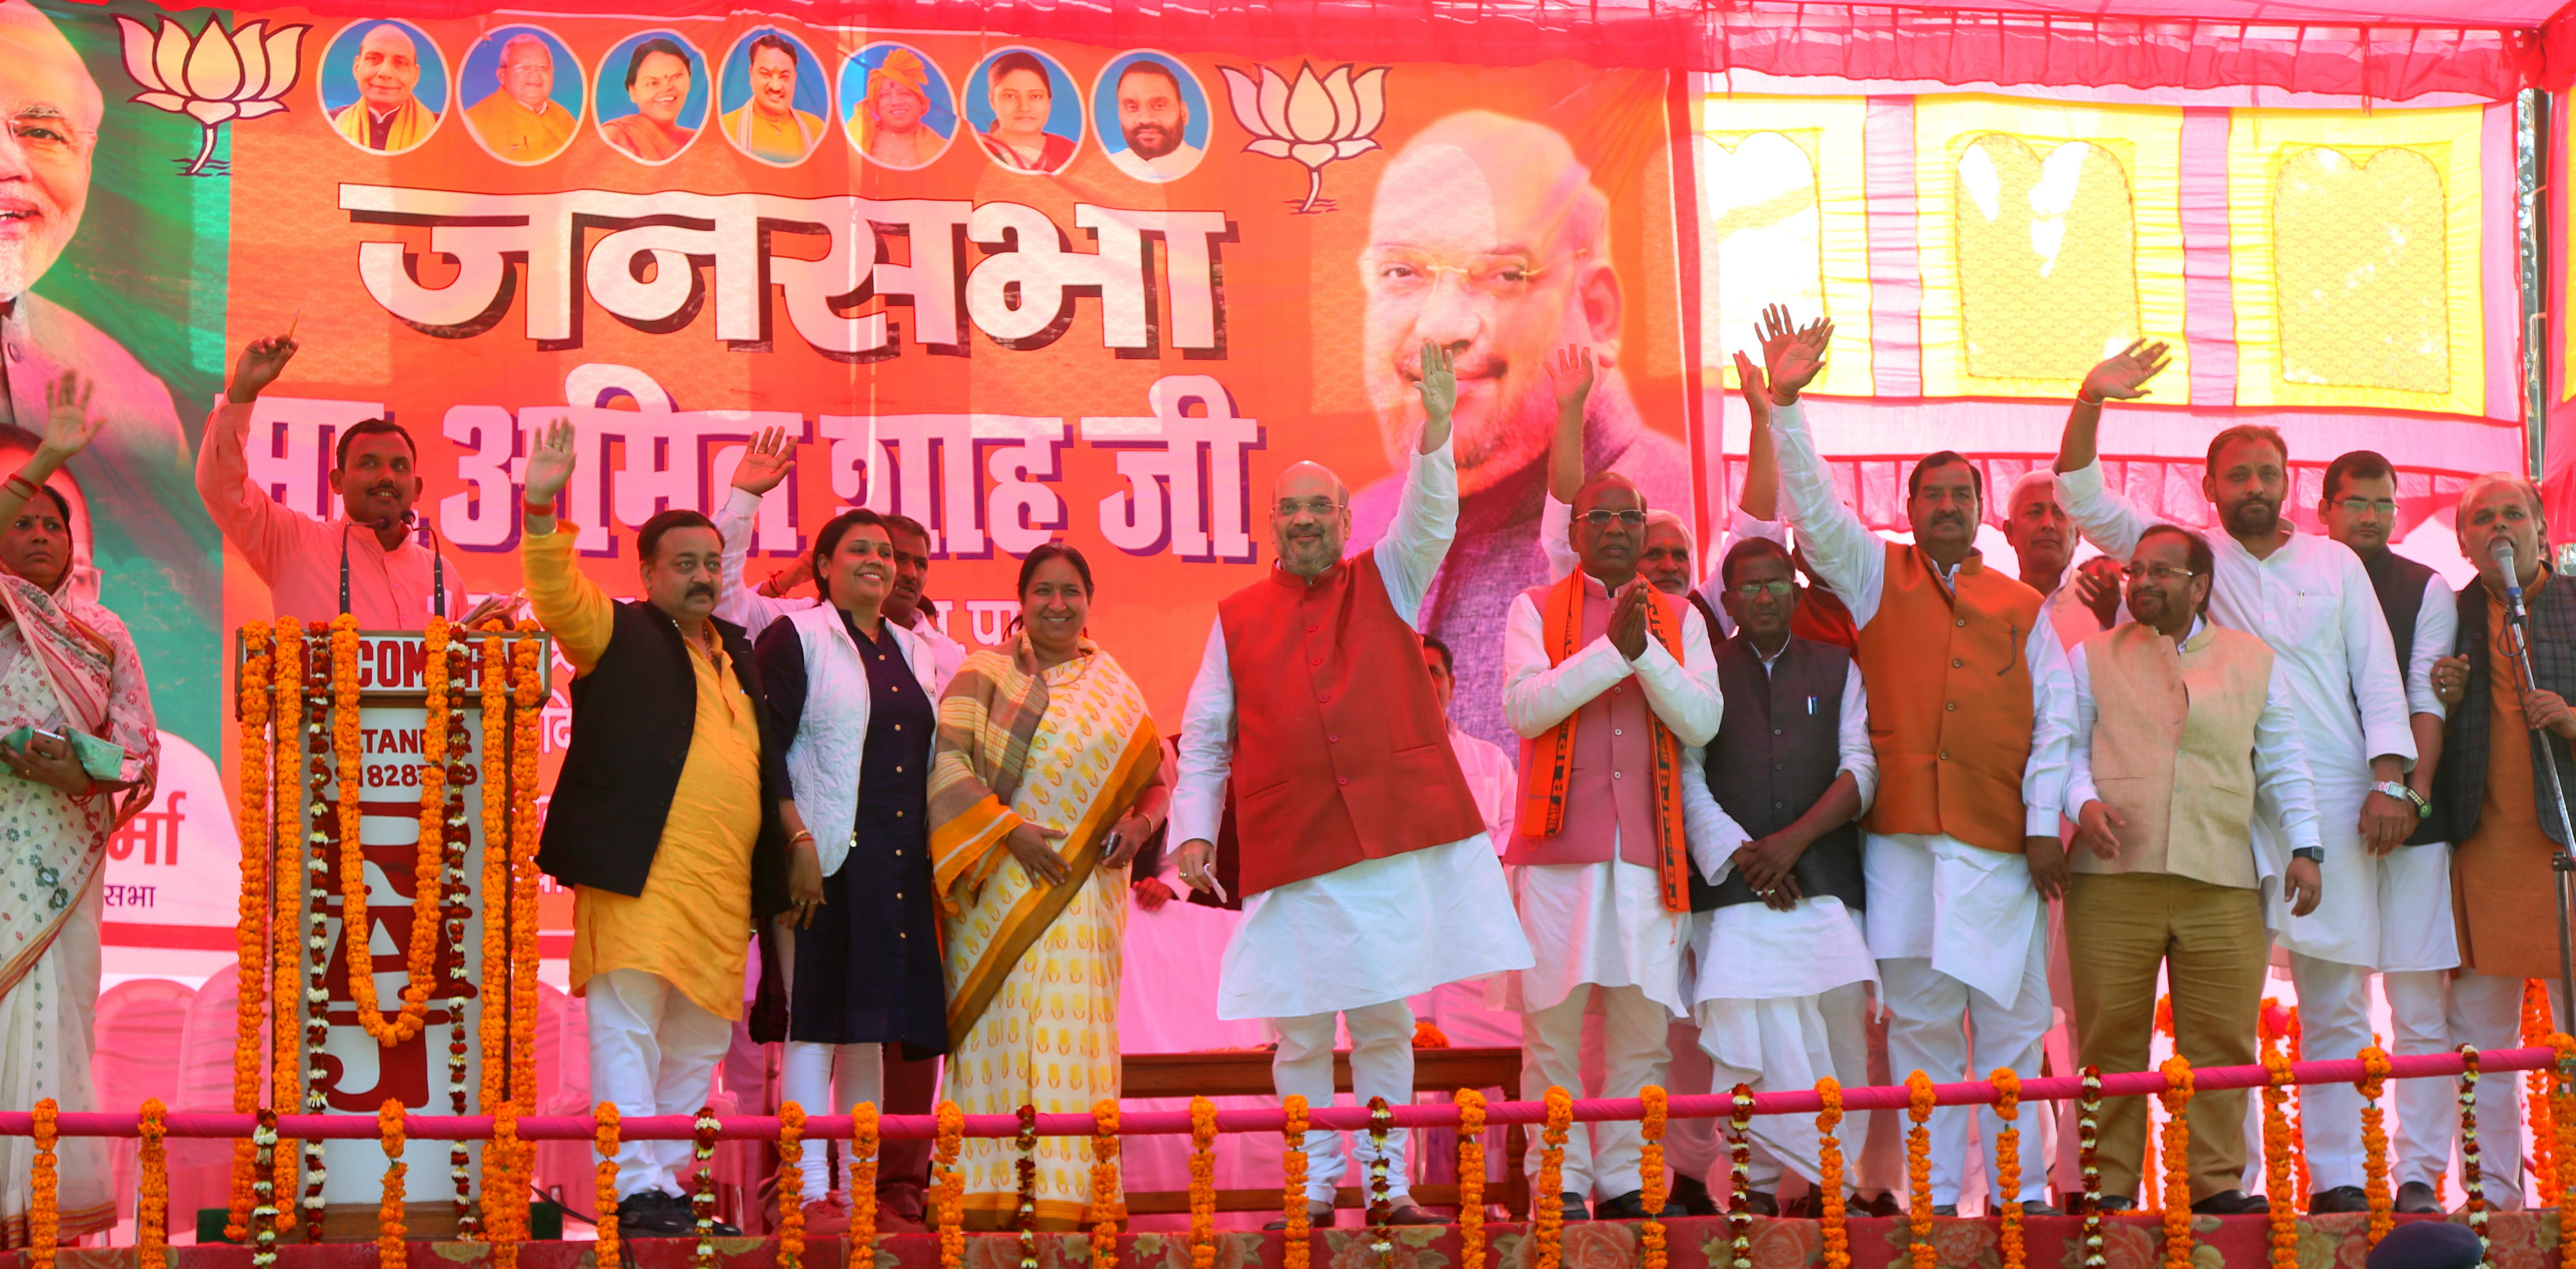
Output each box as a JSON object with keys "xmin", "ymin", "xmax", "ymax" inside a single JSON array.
[
  {"xmin": 2373, "ymin": 779, "xmax": 2432, "ymax": 819},
  {"xmin": 2291, "ymin": 846, "xmax": 2325, "ymax": 863}
]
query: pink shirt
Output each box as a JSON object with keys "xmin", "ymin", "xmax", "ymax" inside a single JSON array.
[{"xmin": 194, "ymin": 401, "xmax": 464, "ymax": 629}]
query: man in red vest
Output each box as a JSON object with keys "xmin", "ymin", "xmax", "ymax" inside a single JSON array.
[{"xmin": 1172, "ymin": 342, "xmax": 1534, "ymax": 1229}]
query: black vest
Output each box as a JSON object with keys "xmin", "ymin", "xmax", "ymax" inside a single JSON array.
[
  {"xmin": 536, "ymin": 602, "xmax": 793, "ymax": 921},
  {"xmin": 2439, "ymin": 574, "xmax": 2576, "ymax": 847},
  {"xmin": 1696, "ymin": 634, "xmax": 1866, "ymax": 913},
  {"xmin": 2362, "ymin": 548, "xmax": 2450, "ymax": 845}
]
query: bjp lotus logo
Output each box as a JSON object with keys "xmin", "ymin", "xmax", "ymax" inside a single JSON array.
[
  {"xmin": 1218, "ymin": 63, "xmax": 1388, "ymax": 214},
  {"xmin": 115, "ymin": 15, "xmax": 310, "ymax": 176}
]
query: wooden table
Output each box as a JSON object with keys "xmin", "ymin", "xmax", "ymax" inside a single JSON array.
[{"xmin": 1120, "ymin": 1047, "xmax": 1528, "ymax": 1219}]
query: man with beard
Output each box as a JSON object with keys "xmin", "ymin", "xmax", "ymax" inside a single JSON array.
[
  {"xmin": 2316, "ymin": 450, "xmax": 2464, "ymax": 1215},
  {"xmin": 2054, "ymin": 345, "xmax": 2416, "ymax": 1214},
  {"xmin": 196, "ymin": 334, "xmax": 478, "ymax": 628},
  {"xmin": 464, "ymin": 32, "xmax": 577, "ymax": 162},
  {"xmin": 719, "ymin": 33, "xmax": 824, "ymax": 165},
  {"xmin": 1349, "ymin": 111, "xmax": 1690, "ymax": 753},
  {"xmin": 2427, "ymin": 473, "xmax": 2570, "ymax": 1210},
  {"xmin": 1765, "ymin": 306, "xmax": 2074, "ymax": 1217},
  {"xmin": 1171, "ymin": 342, "xmax": 1532, "ymax": 1228},
  {"xmin": 1106, "ymin": 59, "xmax": 1200, "ymax": 182},
  {"xmin": 330, "ymin": 23, "xmax": 439, "ymax": 152}
]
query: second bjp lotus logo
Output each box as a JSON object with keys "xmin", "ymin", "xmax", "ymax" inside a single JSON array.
[
  {"xmin": 114, "ymin": 14, "xmax": 310, "ymax": 177},
  {"xmin": 1218, "ymin": 63, "xmax": 1389, "ymax": 215}
]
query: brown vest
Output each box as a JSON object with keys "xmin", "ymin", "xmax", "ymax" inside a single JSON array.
[
  {"xmin": 2075, "ymin": 621, "xmax": 2273, "ymax": 890},
  {"xmin": 1855, "ymin": 542, "xmax": 2045, "ymax": 853},
  {"xmin": 1215, "ymin": 555, "xmax": 1489, "ymax": 895}
]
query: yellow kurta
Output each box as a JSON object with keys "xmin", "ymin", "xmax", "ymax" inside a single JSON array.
[
  {"xmin": 465, "ymin": 92, "xmax": 577, "ymax": 160},
  {"xmin": 719, "ymin": 105, "xmax": 824, "ymax": 162},
  {"xmin": 525, "ymin": 524, "xmax": 764, "ymax": 1019}
]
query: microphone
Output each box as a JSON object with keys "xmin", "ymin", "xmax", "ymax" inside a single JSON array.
[{"xmin": 2492, "ymin": 537, "xmax": 2524, "ymax": 600}]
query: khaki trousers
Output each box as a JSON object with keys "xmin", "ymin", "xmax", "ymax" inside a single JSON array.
[{"xmin": 2064, "ymin": 872, "xmax": 2266, "ymax": 1201}]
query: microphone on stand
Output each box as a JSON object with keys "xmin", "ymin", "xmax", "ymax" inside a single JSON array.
[
  {"xmin": 2494, "ymin": 537, "xmax": 2524, "ymax": 603},
  {"xmin": 2495, "ymin": 533, "xmax": 2576, "ymax": 1029}
]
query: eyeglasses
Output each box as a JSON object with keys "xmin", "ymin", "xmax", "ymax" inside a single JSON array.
[
  {"xmin": 1730, "ymin": 580, "xmax": 1797, "ymax": 599},
  {"xmin": 1361, "ymin": 248, "xmax": 1584, "ymax": 301},
  {"xmin": 1578, "ymin": 509, "xmax": 1647, "ymax": 527},
  {"xmin": 2334, "ymin": 498, "xmax": 2398, "ymax": 517},
  {"xmin": 2121, "ymin": 563, "xmax": 2199, "ymax": 583},
  {"xmin": 1273, "ymin": 497, "xmax": 1345, "ymax": 519}
]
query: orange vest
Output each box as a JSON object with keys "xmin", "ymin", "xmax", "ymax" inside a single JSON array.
[
  {"xmin": 1855, "ymin": 542, "xmax": 2045, "ymax": 854},
  {"xmin": 1215, "ymin": 555, "xmax": 1489, "ymax": 895}
]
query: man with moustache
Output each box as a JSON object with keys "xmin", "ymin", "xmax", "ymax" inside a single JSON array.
[
  {"xmin": 1171, "ymin": 343, "xmax": 1533, "ymax": 1228},
  {"xmin": 196, "ymin": 334, "xmax": 480, "ymax": 628},
  {"xmin": 1765, "ymin": 307, "xmax": 2074, "ymax": 1216},
  {"xmin": 2426, "ymin": 473, "xmax": 2571, "ymax": 1210},
  {"xmin": 1501, "ymin": 467, "xmax": 1719, "ymax": 1222},
  {"xmin": 857, "ymin": 49, "xmax": 940, "ymax": 167},
  {"xmin": 2003, "ymin": 472, "xmax": 2121, "ymax": 652},
  {"xmin": 2063, "ymin": 526, "xmax": 2321, "ymax": 1216},
  {"xmin": 520, "ymin": 418, "xmax": 789, "ymax": 1237},
  {"xmin": 720, "ymin": 33, "xmax": 824, "ymax": 164},
  {"xmin": 330, "ymin": 23, "xmax": 439, "ymax": 151},
  {"xmin": 463, "ymin": 32, "xmax": 576, "ymax": 162},
  {"xmin": 2055, "ymin": 346, "xmax": 2416, "ymax": 1214},
  {"xmin": 2315, "ymin": 450, "xmax": 2465, "ymax": 1215},
  {"xmin": 1349, "ymin": 110, "xmax": 1690, "ymax": 753},
  {"xmin": 601, "ymin": 39, "xmax": 698, "ymax": 162},
  {"xmin": 1106, "ymin": 59, "xmax": 1200, "ymax": 182},
  {"xmin": 1677, "ymin": 533, "xmax": 1877, "ymax": 1216}
]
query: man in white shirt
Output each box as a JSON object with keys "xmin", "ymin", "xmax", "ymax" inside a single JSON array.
[
  {"xmin": 1680, "ymin": 534, "xmax": 1878, "ymax": 1214},
  {"xmin": 1171, "ymin": 343, "xmax": 1533, "ymax": 1228},
  {"xmin": 1104, "ymin": 59, "xmax": 1202, "ymax": 182},
  {"xmin": 1501, "ymin": 470, "xmax": 1721, "ymax": 1222},
  {"xmin": 2003, "ymin": 471, "xmax": 2119, "ymax": 653},
  {"xmin": 2053, "ymin": 344, "xmax": 2419, "ymax": 1213},
  {"xmin": 1759, "ymin": 307, "xmax": 2075, "ymax": 1217},
  {"xmin": 1412, "ymin": 634, "xmax": 1523, "ymax": 1050}
]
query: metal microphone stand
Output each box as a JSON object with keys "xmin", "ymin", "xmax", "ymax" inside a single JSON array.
[{"xmin": 2499, "ymin": 566, "xmax": 2576, "ymax": 1030}]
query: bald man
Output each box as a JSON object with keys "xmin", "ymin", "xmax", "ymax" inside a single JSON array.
[
  {"xmin": 1172, "ymin": 342, "xmax": 1532, "ymax": 1229},
  {"xmin": 464, "ymin": 32, "xmax": 576, "ymax": 162},
  {"xmin": 0, "ymin": 0, "xmax": 191, "ymax": 607},
  {"xmin": 1350, "ymin": 110, "xmax": 1691, "ymax": 753},
  {"xmin": 330, "ymin": 23, "xmax": 438, "ymax": 151}
]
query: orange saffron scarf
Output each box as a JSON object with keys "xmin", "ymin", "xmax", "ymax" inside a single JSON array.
[{"xmin": 1518, "ymin": 572, "xmax": 1693, "ymax": 913}]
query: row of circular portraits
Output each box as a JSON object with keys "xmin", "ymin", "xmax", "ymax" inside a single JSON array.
[{"xmin": 317, "ymin": 21, "xmax": 1213, "ymax": 179}]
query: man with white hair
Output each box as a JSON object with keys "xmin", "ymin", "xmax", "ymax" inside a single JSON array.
[
  {"xmin": 0, "ymin": 0, "xmax": 190, "ymax": 600},
  {"xmin": 464, "ymin": 31, "xmax": 576, "ymax": 162},
  {"xmin": 2003, "ymin": 469, "xmax": 2119, "ymax": 653}
]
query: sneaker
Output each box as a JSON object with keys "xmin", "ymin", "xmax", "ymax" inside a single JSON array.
[
  {"xmin": 1594, "ymin": 1190, "xmax": 1688, "ymax": 1220},
  {"xmin": 615, "ymin": 1191, "xmax": 695, "ymax": 1238},
  {"xmin": 2190, "ymin": 1190, "xmax": 2269, "ymax": 1216},
  {"xmin": 800, "ymin": 1196, "xmax": 853, "ymax": 1237},
  {"xmin": 2394, "ymin": 1182, "xmax": 2442, "ymax": 1216},
  {"xmin": 2309, "ymin": 1186, "xmax": 2370, "ymax": 1214}
]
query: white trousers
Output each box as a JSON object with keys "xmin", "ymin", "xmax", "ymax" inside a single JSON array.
[
  {"xmin": 1522, "ymin": 983, "xmax": 1672, "ymax": 1200},
  {"xmin": 2287, "ymin": 953, "xmax": 2376, "ymax": 1192},
  {"xmin": 2387, "ymin": 969, "xmax": 2461, "ymax": 1194},
  {"xmin": 1698, "ymin": 983, "xmax": 1875, "ymax": 1192},
  {"xmin": 587, "ymin": 968, "xmax": 734, "ymax": 1200},
  {"xmin": 1880, "ymin": 945, "xmax": 2051, "ymax": 1206},
  {"xmin": 2388, "ymin": 971, "xmax": 2548, "ymax": 1208},
  {"xmin": 1274, "ymin": 1000, "xmax": 1418, "ymax": 1203},
  {"xmin": 1663, "ymin": 1018, "xmax": 1722, "ymax": 1183},
  {"xmin": 781, "ymin": 1042, "xmax": 885, "ymax": 1201}
]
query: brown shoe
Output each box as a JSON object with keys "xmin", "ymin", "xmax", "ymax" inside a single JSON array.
[
  {"xmin": 801, "ymin": 1196, "xmax": 853, "ymax": 1237},
  {"xmin": 1381, "ymin": 1203, "xmax": 1447, "ymax": 1226},
  {"xmin": 1264, "ymin": 1200, "xmax": 1336, "ymax": 1232}
]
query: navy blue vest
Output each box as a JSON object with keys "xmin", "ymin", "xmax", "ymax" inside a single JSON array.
[{"xmin": 1697, "ymin": 634, "xmax": 1867, "ymax": 913}]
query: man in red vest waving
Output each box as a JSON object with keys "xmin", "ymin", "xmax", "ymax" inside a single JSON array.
[{"xmin": 1173, "ymin": 341, "xmax": 1535, "ymax": 1229}]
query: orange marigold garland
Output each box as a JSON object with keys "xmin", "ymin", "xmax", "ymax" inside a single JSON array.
[
  {"xmin": 1816, "ymin": 1079, "xmax": 1849, "ymax": 1269},
  {"xmin": 269, "ymin": 619, "xmax": 306, "ymax": 1234},
  {"xmin": 1090, "ymin": 1100, "xmax": 1121, "ymax": 1269},
  {"xmin": 850, "ymin": 1103, "xmax": 881, "ymax": 1254},
  {"xmin": 1535, "ymin": 1087, "xmax": 1573, "ymax": 1269},
  {"xmin": 1188, "ymin": 1096, "xmax": 1219, "ymax": 1269},
  {"xmin": 138, "ymin": 1097, "xmax": 170, "ymax": 1262},
  {"xmin": 935, "ymin": 1101, "xmax": 966, "ymax": 1269},
  {"xmin": 1281, "ymin": 1094, "xmax": 1311, "ymax": 1269},
  {"xmin": 229, "ymin": 621, "xmax": 272, "ymax": 1242},
  {"xmin": 1992, "ymin": 1070, "xmax": 2024, "ymax": 1269},
  {"xmin": 2549, "ymin": 1035, "xmax": 2576, "ymax": 1269},
  {"xmin": 1641, "ymin": 1085, "xmax": 1671, "ymax": 1269},
  {"xmin": 2528, "ymin": 986, "xmax": 2559, "ymax": 1207},
  {"xmin": 335, "ymin": 613, "xmax": 444, "ymax": 1045},
  {"xmin": 1904, "ymin": 1071, "xmax": 1936, "ymax": 1269},
  {"xmin": 594, "ymin": 1103, "xmax": 621, "ymax": 1267},
  {"xmin": 492, "ymin": 1100, "xmax": 524, "ymax": 1268},
  {"xmin": 2358, "ymin": 1046, "xmax": 2394, "ymax": 1247},
  {"xmin": 30, "ymin": 1098, "xmax": 59, "ymax": 1269},
  {"xmin": 777, "ymin": 1102, "xmax": 808, "ymax": 1269},
  {"xmin": 1454, "ymin": 1090, "xmax": 1487, "ymax": 1269},
  {"xmin": 2260, "ymin": 1046, "xmax": 2297, "ymax": 1269},
  {"xmin": 379, "ymin": 1101, "xmax": 410, "ymax": 1269},
  {"xmin": 507, "ymin": 629, "xmax": 545, "ymax": 1133},
  {"xmin": 2157, "ymin": 1058, "xmax": 2194, "ymax": 1269}
]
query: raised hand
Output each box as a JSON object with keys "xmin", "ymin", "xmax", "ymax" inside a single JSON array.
[
  {"xmin": 41, "ymin": 372, "xmax": 105, "ymax": 462},
  {"xmin": 1550, "ymin": 345, "xmax": 1596, "ymax": 416},
  {"xmin": 730, "ymin": 425, "xmax": 796, "ymax": 496},
  {"xmin": 226, "ymin": 334, "xmax": 299, "ymax": 405},
  {"xmin": 1414, "ymin": 341, "xmax": 1458, "ymax": 421},
  {"xmin": 522, "ymin": 417, "xmax": 579, "ymax": 509},
  {"xmin": 1757, "ymin": 303, "xmax": 1832, "ymax": 405},
  {"xmin": 2080, "ymin": 339, "xmax": 2172, "ymax": 403}
]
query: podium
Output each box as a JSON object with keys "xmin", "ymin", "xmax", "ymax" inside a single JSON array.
[{"xmin": 232, "ymin": 622, "xmax": 553, "ymax": 1241}]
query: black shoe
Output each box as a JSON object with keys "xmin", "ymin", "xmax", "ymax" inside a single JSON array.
[
  {"xmin": 1554, "ymin": 1192, "xmax": 1592, "ymax": 1222},
  {"xmin": 2016, "ymin": 1201, "xmax": 2064, "ymax": 1217},
  {"xmin": 2091, "ymin": 1195, "xmax": 2136, "ymax": 1214},
  {"xmin": 1595, "ymin": 1189, "xmax": 1687, "ymax": 1221},
  {"xmin": 1851, "ymin": 1192, "xmax": 1903, "ymax": 1218},
  {"xmin": 2394, "ymin": 1181, "xmax": 2443, "ymax": 1216},
  {"xmin": 1262, "ymin": 1200, "xmax": 1335, "ymax": 1232},
  {"xmin": 615, "ymin": 1191, "xmax": 695, "ymax": 1238},
  {"xmin": 2191, "ymin": 1190, "xmax": 2269, "ymax": 1216},
  {"xmin": 1931, "ymin": 1204, "xmax": 1958, "ymax": 1217},
  {"xmin": 2309, "ymin": 1185, "xmax": 2370, "ymax": 1214},
  {"xmin": 1670, "ymin": 1172, "xmax": 1721, "ymax": 1217}
]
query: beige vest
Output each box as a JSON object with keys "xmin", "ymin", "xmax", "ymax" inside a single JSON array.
[{"xmin": 2076, "ymin": 620, "xmax": 2275, "ymax": 889}]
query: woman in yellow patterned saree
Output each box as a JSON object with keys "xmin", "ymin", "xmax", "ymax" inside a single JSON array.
[{"xmin": 930, "ymin": 544, "xmax": 1168, "ymax": 1230}]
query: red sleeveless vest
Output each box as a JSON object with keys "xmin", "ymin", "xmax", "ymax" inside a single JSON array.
[{"xmin": 1215, "ymin": 554, "xmax": 1489, "ymax": 895}]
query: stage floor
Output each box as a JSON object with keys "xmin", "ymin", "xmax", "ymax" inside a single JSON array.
[{"xmin": 8, "ymin": 1211, "xmax": 2548, "ymax": 1269}]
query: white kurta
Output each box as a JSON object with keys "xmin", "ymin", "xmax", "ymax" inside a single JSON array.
[
  {"xmin": 2055, "ymin": 461, "xmax": 2423, "ymax": 969},
  {"xmin": 1772, "ymin": 399, "xmax": 2076, "ymax": 1008},
  {"xmin": 1499, "ymin": 580, "xmax": 1723, "ymax": 1018},
  {"xmin": 1412, "ymin": 729, "xmax": 1526, "ymax": 1049},
  {"xmin": 1173, "ymin": 439, "xmax": 1534, "ymax": 1022}
]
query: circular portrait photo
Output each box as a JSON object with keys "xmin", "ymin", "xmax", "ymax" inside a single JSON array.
[
  {"xmin": 594, "ymin": 30, "xmax": 709, "ymax": 165},
  {"xmin": 1092, "ymin": 52, "xmax": 1208, "ymax": 183},
  {"xmin": 458, "ymin": 26, "xmax": 583, "ymax": 165},
  {"xmin": 962, "ymin": 46, "xmax": 1082, "ymax": 177},
  {"xmin": 317, "ymin": 19, "xmax": 448, "ymax": 156},
  {"xmin": 717, "ymin": 27, "xmax": 829, "ymax": 167},
  {"xmin": 838, "ymin": 42, "xmax": 956, "ymax": 171}
]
